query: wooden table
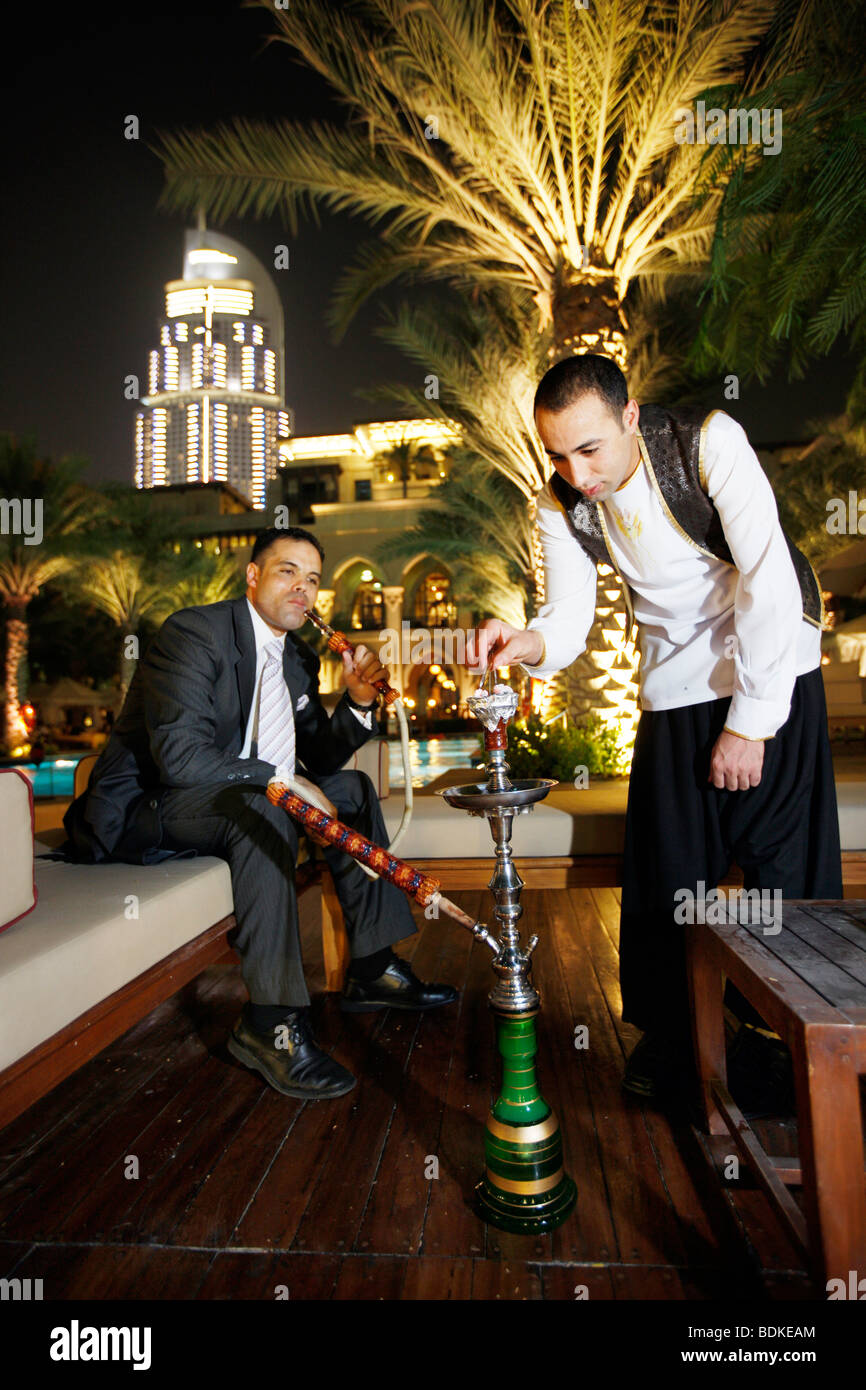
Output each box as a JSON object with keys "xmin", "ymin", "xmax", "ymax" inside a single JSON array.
[{"xmin": 686, "ymin": 899, "xmax": 866, "ymax": 1284}]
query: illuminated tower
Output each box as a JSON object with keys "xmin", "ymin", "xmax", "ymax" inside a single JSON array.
[{"xmin": 134, "ymin": 228, "xmax": 291, "ymax": 508}]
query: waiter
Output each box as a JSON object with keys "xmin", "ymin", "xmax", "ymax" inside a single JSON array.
[{"xmin": 468, "ymin": 353, "xmax": 842, "ymax": 1111}]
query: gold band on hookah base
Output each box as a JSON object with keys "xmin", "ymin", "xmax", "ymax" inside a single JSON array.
[
  {"xmin": 486, "ymin": 1113, "xmax": 560, "ymax": 1143},
  {"xmin": 485, "ymin": 1167, "xmax": 565, "ymax": 1195}
]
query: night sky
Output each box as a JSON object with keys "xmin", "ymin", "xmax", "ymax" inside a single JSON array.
[{"xmin": 2, "ymin": 0, "xmax": 859, "ymax": 488}]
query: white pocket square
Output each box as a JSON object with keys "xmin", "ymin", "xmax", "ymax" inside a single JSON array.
[{"xmin": 296, "ymin": 693, "xmax": 310, "ymax": 711}]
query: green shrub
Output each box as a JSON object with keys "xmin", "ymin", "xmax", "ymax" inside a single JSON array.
[{"xmin": 479, "ymin": 712, "xmax": 632, "ymax": 781}]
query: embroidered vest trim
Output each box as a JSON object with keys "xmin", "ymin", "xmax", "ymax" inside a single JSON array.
[{"xmin": 548, "ymin": 403, "xmax": 825, "ymax": 637}]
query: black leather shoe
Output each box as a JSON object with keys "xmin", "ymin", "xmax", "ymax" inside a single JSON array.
[
  {"xmin": 621, "ymin": 1029, "xmax": 697, "ymax": 1102},
  {"xmin": 340, "ymin": 955, "xmax": 458, "ymax": 1012},
  {"xmin": 726, "ymin": 1024, "xmax": 796, "ymax": 1118},
  {"xmin": 227, "ymin": 1010, "xmax": 356, "ymax": 1099}
]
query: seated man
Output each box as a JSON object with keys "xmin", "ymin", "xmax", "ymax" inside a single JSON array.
[{"xmin": 63, "ymin": 525, "xmax": 457, "ymax": 1101}]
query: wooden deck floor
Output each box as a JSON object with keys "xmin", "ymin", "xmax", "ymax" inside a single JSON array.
[{"xmin": 0, "ymin": 886, "xmax": 829, "ymax": 1301}]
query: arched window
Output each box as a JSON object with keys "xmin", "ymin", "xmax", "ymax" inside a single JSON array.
[
  {"xmin": 412, "ymin": 572, "xmax": 456, "ymax": 628},
  {"xmin": 351, "ymin": 582, "xmax": 384, "ymax": 631}
]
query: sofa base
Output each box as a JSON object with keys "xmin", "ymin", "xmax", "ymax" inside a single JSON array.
[{"xmin": 0, "ymin": 914, "xmax": 238, "ymax": 1133}]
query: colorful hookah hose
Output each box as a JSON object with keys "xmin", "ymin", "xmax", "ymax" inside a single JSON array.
[{"xmin": 266, "ymin": 779, "xmax": 498, "ymax": 950}]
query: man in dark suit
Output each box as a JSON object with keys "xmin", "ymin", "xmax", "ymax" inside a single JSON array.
[{"xmin": 64, "ymin": 525, "xmax": 457, "ymax": 1100}]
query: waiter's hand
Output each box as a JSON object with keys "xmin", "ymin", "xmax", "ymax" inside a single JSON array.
[
  {"xmin": 709, "ymin": 729, "xmax": 764, "ymax": 790},
  {"xmin": 342, "ymin": 645, "xmax": 389, "ymax": 706},
  {"xmin": 466, "ymin": 619, "xmax": 544, "ymax": 674}
]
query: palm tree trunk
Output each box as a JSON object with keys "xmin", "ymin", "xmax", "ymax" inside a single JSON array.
[
  {"xmin": 540, "ymin": 287, "xmax": 638, "ymax": 743},
  {"xmin": 119, "ymin": 626, "xmax": 137, "ymax": 700},
  {"xmin": 5, "ymin": 606, "xmax": 30, "ymax": 749}
]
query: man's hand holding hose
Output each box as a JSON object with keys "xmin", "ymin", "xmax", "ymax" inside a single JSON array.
[{"xmin": 466, "ymin": 619, "xmax": 544, "ymax": 676}]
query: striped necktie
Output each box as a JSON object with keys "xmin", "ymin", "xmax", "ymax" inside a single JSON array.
[{"xmin": 255, "ymin": 639, "xmax": 296, "ymax": 775}]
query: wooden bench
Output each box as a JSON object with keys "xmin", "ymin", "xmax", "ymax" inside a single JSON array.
[{"xmin": 686, "ymin": 899, "xmax": 866, "ymax": 1283}]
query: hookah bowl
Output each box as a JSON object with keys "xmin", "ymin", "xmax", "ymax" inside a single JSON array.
[{"xmin": 438, "ymin": 682, "xmax": 577, "ymax": 1234}]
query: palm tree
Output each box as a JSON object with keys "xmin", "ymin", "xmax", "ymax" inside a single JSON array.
[
  {"xmin": 376, "ymin": 445, "xmax": 535, "ymax": 630},
  {"xmin": 72, "ymin": 487, "xmax": 245, "ymax": 695},
  {"xmin": 157, "ymin": 0, "xmax": 791, "ymax": 363},
  {"xmin": 374, "ymin": 433, "xmax": 441, "ymax": 498},
  {"xmin": 365, "ymin": 280, "xmax": 697, "ymax": 724},
  {"xmin": 688, "ymin": 0, "xmax": 865, "ymax": 391},
  {"xmin": 154, "ymin": 0, "xmax": 799, "ymax": 733},
  {"xmin": 0, "ymin": 435, "xmax": 95, "ymax": 750},
  {"xmin": 169, "ymin": 551, "xmax": 244, "ymax": 609}
]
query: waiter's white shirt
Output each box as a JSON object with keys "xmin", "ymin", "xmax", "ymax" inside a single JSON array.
[
  {"xmin": 240, "ymin": 597, "xmax": 372, "ymax": 760},
  {"xmin": 521, "ymin": 410, "xmax": 821, "ymax": 740}
]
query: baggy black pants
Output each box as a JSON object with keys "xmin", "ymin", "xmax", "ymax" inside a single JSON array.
[
  {"xmin": 619, "ymin": 666, "xmax": 842, "ymax": 1036},
  {"xmin": 158, "ymin": 769, "xmax": 417, "ymax": 1008}
]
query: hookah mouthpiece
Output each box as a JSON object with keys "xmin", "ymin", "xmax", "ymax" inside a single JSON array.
[{"xmin": 303, "ymin": 607, "xmax": 399, "ymax": 705}]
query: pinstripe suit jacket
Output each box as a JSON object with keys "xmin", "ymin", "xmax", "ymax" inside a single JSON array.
[{"xmin": 62, "ymin": 597, "xmax": 374, "ymax": 864}]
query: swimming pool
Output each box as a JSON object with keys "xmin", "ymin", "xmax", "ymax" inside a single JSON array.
[
  {"xmin": 388, "ymin": 734, "xmax": 483, "ymax": 789},
  {"xmin": 5, "ymin": 734, "xmax": 484, "ymax": 799},
  {"xmin": 3, "ymin": 754, "xmax": 89, "ymax": 799}
]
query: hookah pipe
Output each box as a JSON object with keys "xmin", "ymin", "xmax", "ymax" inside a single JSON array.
[
  {"xmin": 266, "ymin": 778, "xmax": 498, "ymax": 953},
  {"xmin": 266, "ymin": 646, "xmax": 505, "ymax": 944},
  {"xmin": 304, "ymin": 607, "xmax": 400, "ymax": 705},
  {"xmin": 301, "ymin": 606, "xmax": 414, "ymax": 854}
]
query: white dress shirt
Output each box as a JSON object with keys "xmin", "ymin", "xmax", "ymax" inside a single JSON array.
[
  {"xmin": 240, "ymin": 597, "xmax": 372, "ymax": 760},
  {"xmin": 521, "ymin": 410, "xmax": 821, "ymax": 740}
]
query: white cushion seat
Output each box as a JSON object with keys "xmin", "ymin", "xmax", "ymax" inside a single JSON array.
[{"xmin": 0, "ymin": 853, "xmax": 232, "ymax": 1071}]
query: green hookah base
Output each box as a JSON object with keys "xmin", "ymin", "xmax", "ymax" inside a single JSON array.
[{"xmin": 475, "ymin": 1105, "xmax": 577, "ymax": 1234}]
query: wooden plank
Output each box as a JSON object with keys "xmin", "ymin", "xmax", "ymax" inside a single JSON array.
[
  {"xmin": 400, "ymin": 1256, "xmax": 474, "ymax": 1299},
  {"xmin": 229, "ymin": 1009, "xmax": 382, "ymax": 1251},
  {"xmin": 793, "ymin": 901, "xmax": 866, "ymax": 957},
  {"xmin": 740, "ymin": 905, "xmax": 866, "ymax": 1022},
  {"xmin": 587, "ymin": 888, "xmax": 753, "ymax": 1273},
  {"xmin": 291, "ymin": 913, "xmax": 447, "ymax": 1255},
  {"xmin": 711, "ymin": 1082, "xmax": 810, "ymax": 1258},
  {"xmin": 470, "ymin": 1258, "xmax": 543, "ymax": 1299},
  {"xmin": 790, "ymin": 1022, "xmax": 866, "ymax": 1281},
  {"xmin": 707, "ymin": 922, "xmax": 840, "ymax": 1031},
  {"xmin": 9, "ymin": 1241, "xmax": 215, "ymax": 1299},
  {"xmin": 780, "ymin": 906, "xmax": 866, "ymax": 989},
  {"xmin": 0, "ymin": 968, "xmax": 238, "ymax": 1235},
  {"xmin": 355, "ymin": 912, "xmax": 474, "ymax": 1255},
  {"xmin": 168, "ymin": 1087, "xmax": 305, "ymax": 1249},
  {"xmin": 549, "ymin": 889, "xmax": 690, "ymax": 1267},
  {"xmin": 0, "ymin": 1241, "xmax": 32, "ymax": 1278},
  {"xmin": 702, "ymin": 1135, "xmax": 803, "ymax": 1187},
  {"xmin": 332, "ymin": 1254, "xmax": 408, "ymax": 1299},
  {"xmin": 196, "ymin": 1250, "xmax": 341, "ymax": 1300},
  {"xmin": 419, "ymin": 893, "xmax": 496, "ymax": 1258},
  {"xmin": 57, "ymin": 1003, "xmax": 263, "ymax": 1245}
]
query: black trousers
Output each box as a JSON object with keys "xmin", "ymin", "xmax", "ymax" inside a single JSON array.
[
  {"xmin": 619, "ymin": 666, "xmax": 842, "ymax": 1036},
  {"xmin": 159, "ymin": 769, "xmax": 417, "ymax": 1008}
]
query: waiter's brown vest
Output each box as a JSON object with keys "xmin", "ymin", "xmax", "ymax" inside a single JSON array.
[{"xmin": 548, "ymin": 402, "xmax": 824, "ymax": 635}]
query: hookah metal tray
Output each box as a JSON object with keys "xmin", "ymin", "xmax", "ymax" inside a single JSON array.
[{"xmin": 438, "ymin": 777, "xmax": 557, "ymax": 812}]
